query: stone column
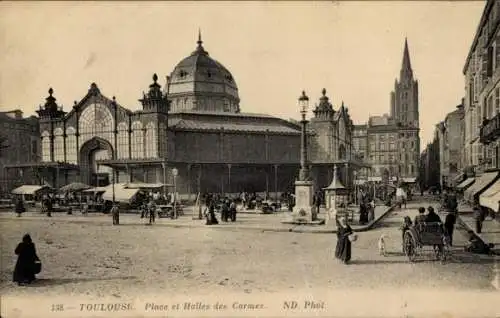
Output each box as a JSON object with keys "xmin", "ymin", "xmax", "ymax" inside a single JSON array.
[
  {"xmin": 274, "ymin": 164, "xmax": 279, "ymax": 201},
  {"xmin": 162, "ymin": 162, "xmax": 167, "ymax": 195},
  {"xmin": 227, "ymin": 164, "xmax": 232, "ymax": 195},
  {"xmin": 187, "ymin": 164, "xmax": 192, "ymax": 199},
  {"xmin": 265, "ymin": 166, "xmax": 269, "ymax": 196},
  {"xmin": 197, "ymin": 164, "xmax": 202, "ymax": 194},
  {"xmin": 56, "ymin": 166, "xmax": 60, "ymax": 189}
]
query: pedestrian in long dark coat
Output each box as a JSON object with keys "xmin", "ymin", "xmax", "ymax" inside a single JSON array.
[
  {"xmin": 444, "ymin": 211, "xmax": 457, "ymax": 246},
  {"xmin": 15, "ymin": 198, "xmax": 24, "ymax": 217},
  {"xmin": 358, "ymin": 203, "xmax": 368, "ymax": 225},
  {"xmin": 221, "ymin": 201, "xmax": 229, "ymax": 222},
  {"xmin": 205, "ymin": 201, "xmax": 219, "ymax": 225},
  {"xmin": 13, "ymin": 234, "xmax": 40, "ymax": 285},
  {"xmin": 335, "ymin": 217, "xmax": 353, "ymax": 264}
]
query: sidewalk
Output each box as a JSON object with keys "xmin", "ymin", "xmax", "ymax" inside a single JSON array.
[
  {"xmin": 454, "ymin": 203, "xmax": 500, "ymax": 248},
  {"xmin": 0, "ymin": 204, "xmax": 395, "ymax": 234}
]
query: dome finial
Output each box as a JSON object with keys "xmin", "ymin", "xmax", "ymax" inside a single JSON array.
[
  {"xmin": 322, "ymin": 88, "xmax": 326, "ymax": 96},
  {"xmin": 153, "ymin": 73, "xmax": 158, "ymax": 83},
  {"xmin": 49, "ymin": 87, "xmax": 53, "ymax": 96},
  {"xmin": 197, "ymin": 28, "xmax": 203, "ymax": 47}
]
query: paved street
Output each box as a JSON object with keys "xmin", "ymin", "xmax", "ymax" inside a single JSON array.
[{"xmin": 1, "ymin": 198, "xmax": 498, "ymax": 302}]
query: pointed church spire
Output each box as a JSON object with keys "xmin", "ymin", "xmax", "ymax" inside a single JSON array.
[
  {"xmin": 402, "ymin": 37, "xmax": 412, "ymax": 71},
  {"xmin": 400, "ymin": 37, "xmax": 413, "ymax": 81}
]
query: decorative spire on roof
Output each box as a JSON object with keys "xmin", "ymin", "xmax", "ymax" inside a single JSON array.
[
  {"xmin": 313, "ymin": 88, "xmax": 334, "ymax": 120},
  {"xmin": 36, "ymin": 87, "xmax": 66, "ymax": 119},
  {"xmin": 140, "ymin": 73, "xmax": 168, "ymax": 112},
  {"xmin": 88, "ymin": 82, "xmax": 100, "ymax": 95}
]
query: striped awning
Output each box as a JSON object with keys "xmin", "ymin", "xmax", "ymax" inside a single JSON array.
[
  {"xmin": 464, "ymin": 172, "xmax": 499, "ymax": 202},
  {"xmin": 479, "ymin": 179, "xmax": 500, "ymax": 212},
  {"xmin": 456, "ymin": 177, "xmax": 475, "ymax": 190}
]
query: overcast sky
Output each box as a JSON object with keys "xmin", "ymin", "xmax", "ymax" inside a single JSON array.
[{"xmin": 0, "ymin": 1, "xmax": 485, "ymax": 146}]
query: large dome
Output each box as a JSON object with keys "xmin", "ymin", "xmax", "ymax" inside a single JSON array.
[{"xmin": 167, "ymin": 32, "xmax": 240, "ymax": 113}]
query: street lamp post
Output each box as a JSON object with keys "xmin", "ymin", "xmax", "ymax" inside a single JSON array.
[
  {"xmin": 298, "ymin": 91, "xmax": 310, "ymax": 182},
  {"xmin": 172, "ymin": 167, "xmax": 178, "ymax": 219},
  {"xmin": 112, "ymin": 169, "xmax": 116, "ymax": 203},
  {"xmin": 289, "ymin": 90, "xmax": 315, "ymax": 223}
]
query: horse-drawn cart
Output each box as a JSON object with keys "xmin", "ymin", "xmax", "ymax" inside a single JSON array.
[{"xmin": 403, "ymin": 222, "xmax": 447, "ymax": 262}]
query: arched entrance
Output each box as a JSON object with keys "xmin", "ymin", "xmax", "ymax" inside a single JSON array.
[{"xmin": 79, "ymin": 137, "xmax": 114, "ymax": 186}]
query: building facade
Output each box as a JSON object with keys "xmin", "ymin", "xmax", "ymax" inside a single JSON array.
[
  {"xmin": 6, "ymin": 35, "xmax": 356, "ymax": 197},
  {"xmin": 420, "ymin": 127, "xmax": 441, "ymax": 190},
  {"xmin": 0, "ymin": 110, "xmax": 40, "ymax": 194},
  {"xmin": 437, "ymin": 102, "xmax": 465, "ymax": 188},
  {"xmin": 353, "ymin": 39, "xmax": 420, "ymax": 183},
  {"xmin": 464, "ymin": 0, "xmax": 500, "ymax": 173}
]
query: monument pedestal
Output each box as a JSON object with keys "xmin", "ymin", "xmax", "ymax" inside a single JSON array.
[{"xmin": 282, "ymin": 180, "xmax": 323, "ymax": 225}]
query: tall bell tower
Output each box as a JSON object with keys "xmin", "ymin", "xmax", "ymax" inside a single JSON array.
[{"xmin": 390, "ymin": 38, "xmax": 419, "ymax": 128}]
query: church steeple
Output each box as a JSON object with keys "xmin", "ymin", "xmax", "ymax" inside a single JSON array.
[{"xmin": 400, "ymin": 38, "xmax": 413, "ymax": 80}]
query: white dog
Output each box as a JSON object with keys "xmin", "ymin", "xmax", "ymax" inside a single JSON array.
[{"xmin": 378, "ymin": 234, "xmax": 388, "ymax": 256}]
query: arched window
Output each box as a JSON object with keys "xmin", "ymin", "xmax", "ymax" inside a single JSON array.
[
  {"xmin": 117, "ymin": 122, "xmax": 129, "ymax": 159},
  {"xmin": 145, "ymin": 122, "xmax": 157, "ymax": 158},
  {"xmin": 78, "ymin": 103, "xmax": 114, "ymax": 145},
  {"xmin": 41, "ymin": 131, "xmax": 50, "ymax": 162},
  {"xmin": 158, "ymin": 122, "xmax": 167, "ymax": 158},
  {"xmin": 54, "ymin": 128, "xmax": 64, "ymax": 162},
  {"xmin": 66, "ymin": 127, "xmax": 77, "ymax": 164},
  {"xmin": 131, "ymin": 121, "xmax": 144, "ymax": 159}
]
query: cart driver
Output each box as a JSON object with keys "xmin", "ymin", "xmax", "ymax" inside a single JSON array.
[{"xmin": 414, "ymin": 207, "xmax": 426, "ymax": 225}]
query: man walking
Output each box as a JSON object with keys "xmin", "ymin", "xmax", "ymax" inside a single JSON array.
[
  {"xmin": 111, "ymin": 202, "xmax": 120, "ymax": 225},
  {"xmin": 444, "ymin": 211, "xmax": 457, "ymax": 246},
  {"xmin": 148, "ymin": 200, "xmax": 156, "ymax": 225}
]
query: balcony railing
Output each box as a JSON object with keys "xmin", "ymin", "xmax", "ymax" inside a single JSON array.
[{"xmin": 480, "ymin": 113, "xmax": 500, "ymax": 144}]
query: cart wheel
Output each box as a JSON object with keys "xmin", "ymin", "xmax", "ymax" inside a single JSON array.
[{"xmin": 404, "ymin": 232, "xmax": 416, "ymax": 262}]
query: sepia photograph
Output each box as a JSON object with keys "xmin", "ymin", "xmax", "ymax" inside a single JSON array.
[{"xmin": 0, "ymin": 1, "xmax": 498, "ymax": 317}]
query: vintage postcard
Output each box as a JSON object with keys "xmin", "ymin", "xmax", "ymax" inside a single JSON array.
[{"xmin": 0, "ymin": 1, "xmax": 498, "ymax": 317}]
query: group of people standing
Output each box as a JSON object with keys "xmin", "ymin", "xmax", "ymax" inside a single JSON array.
[{"xmin": 204, "ymin": 195, "xmax": 238, "ymax": 225}]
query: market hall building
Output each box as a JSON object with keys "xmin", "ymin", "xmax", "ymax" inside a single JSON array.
[{"xmin": 5, "ymin": 35, "xmax": 357, "ymax": 197}]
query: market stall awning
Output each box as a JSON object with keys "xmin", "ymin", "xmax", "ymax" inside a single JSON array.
[
  {"xmin": 456, "ymin": 177, "xmax": 475, "ymax": 190},
  {"xmin": 367, "ymin": 177, "xmax": 382, "ymax": 182},
  {"xmin": 59, "ymin": 182, "xmax": 91, "ymax": 192},
  {"xmin": 354, "ymin": 180, "xmax": 366, "ymax": 185},
  {"xmin": 479, "ymin": 179, "xmax": 500, "ymax": 212},
  {"xmin": 453, "ymin": 173, "xmax": 465, "ymax": 183},
  {"xmin": 401, "ymin": 177, "xmax": 417, "ymax": 183},
  {"xmin": 124, "ymin": 182, "xmax": 171, "ymax": 189},
  {"xmin": 11, "ymin": 185, "xmax": 50, "ymax": 195},
  {"xmin": 82, "ymin": 186, "xmax": 109, "ymax": 193},
  {"xmin": 102, "ymin": 186, "xmax": 139, "ymax": 203},
  {"xmin": 464, "ymin": 172, "xmax": 499, "ymax": 202}
]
